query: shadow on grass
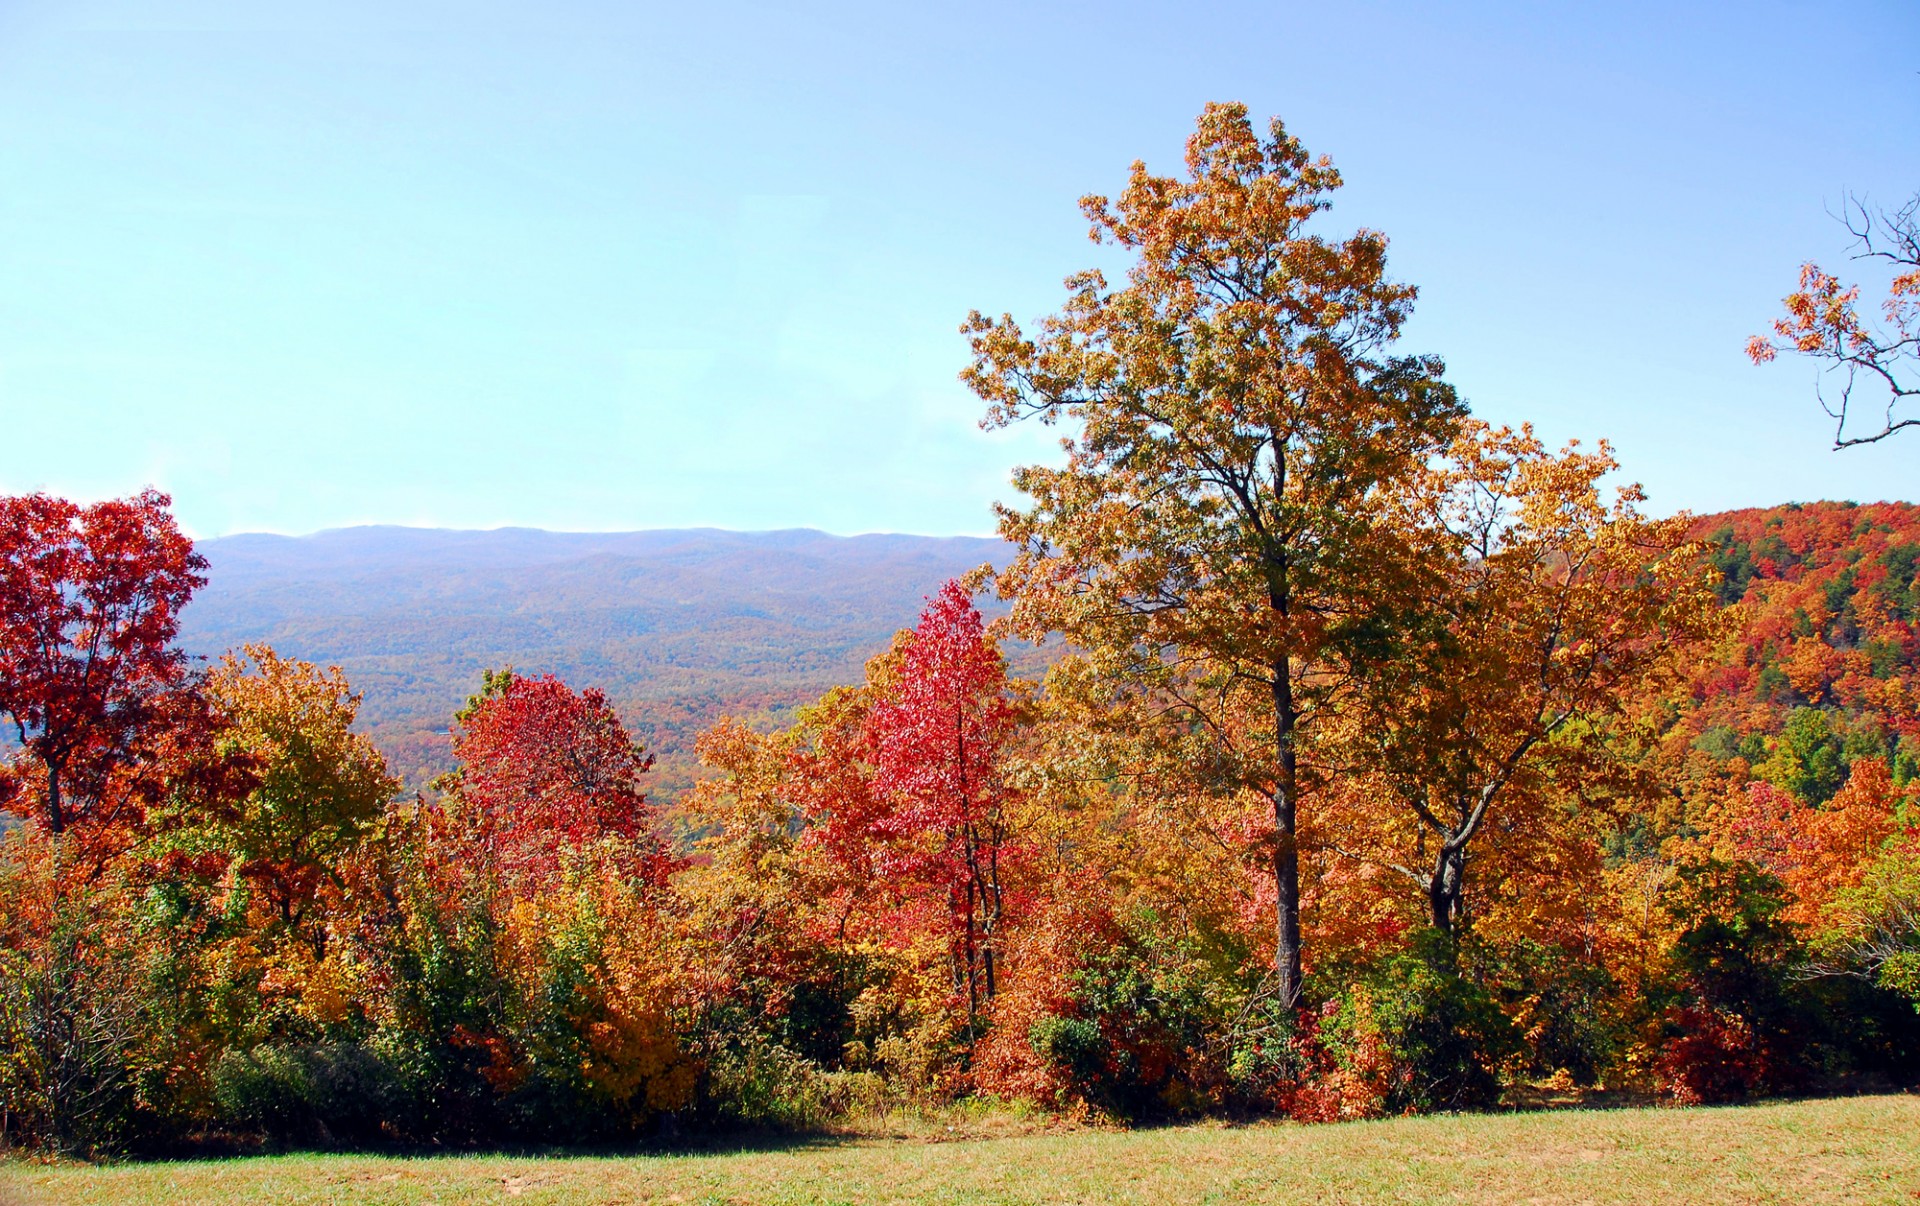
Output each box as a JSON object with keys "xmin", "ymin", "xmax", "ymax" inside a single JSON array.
[
  {"xmin": 107, "ymin": 1128, "xmax": 860, "ymax": 1167},
  {"xmin": 42, "ymin": 1080, "xmax": 1916, "ymax": 1168},
  {"xmin": 110, "ymin": 1108, "xmax": 1066, "ymax": 1167}
]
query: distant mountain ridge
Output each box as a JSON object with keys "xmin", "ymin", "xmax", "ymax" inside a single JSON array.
[{"xmin": 178, "ymin": 526, "xmax": 1017, "ymax": 798}]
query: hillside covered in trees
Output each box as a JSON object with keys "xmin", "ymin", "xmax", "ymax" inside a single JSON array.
[
  {"xmin": 176, "ymin": 526, "xmax": 1020, "ymax": 797},
  {"xmin": 3, "ymin": 106, "xmax": 1917, "ymax": 1156},
  {"xmin": 1677, "ymin": 502, "xmax": 1920, "ymax": 795}
]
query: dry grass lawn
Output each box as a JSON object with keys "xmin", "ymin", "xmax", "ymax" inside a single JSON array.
[{"xmin": 3, "ymin": 1094, "xmax": 1916, "ymax": 1205}]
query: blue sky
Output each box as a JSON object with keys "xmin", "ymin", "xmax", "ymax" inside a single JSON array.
[{"xmin": 1, "ymin": 0, "xmax": 1914, "ymax": 538}]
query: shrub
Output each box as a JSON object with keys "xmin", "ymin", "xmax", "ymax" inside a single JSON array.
[
  {"xmin": 1651, "ymin": 858, "xmax": 1817, "ymax": 1101},
  {"xmin": 1472, "ymin": 938, "xmax": 1626, "ymax": 1087},
  {"xmin": 1363, "ymin": 932, "xmax": 1517, "ymax": 1113},
  {"xmin": 1653, "ymin": 1005, "xmax": 1769, "ymax": 1104},
  {"xmin": 1279, "ymin": 994, "xmax": 1391, "ymax": 1122},
  {"xmin": 0, "ymin": 929, "xmax": 145, "ymax": 1154},
  {"xmin": 210, "ymin": 1043, "xmax": 402, "ymax": 1147}
]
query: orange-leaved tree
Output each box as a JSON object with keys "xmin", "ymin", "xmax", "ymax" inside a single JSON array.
[
  {"xmin": 191, "ymin": 644, "xmax": 398, "ymax": 947},
  {"xmin": 1330, "ymin": 424, "xmax": 1717, "ymax": 933},
  {"xmin": 962, "ymin": 102, "xmax": 1462, "ymax": 1006}
]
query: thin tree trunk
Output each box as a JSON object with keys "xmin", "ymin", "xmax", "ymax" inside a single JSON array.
[
  {"xmin": 1271, "ymin": 660, "xmax": 1302, "ymax": 1008},
  {"xmin": 982, "ymin": 830, "xmax": 1000, "ymax": 1000},
  {"xmin": 963, "ymin": 878, "xmax": 980, "ymax": 1033},
  {"xmin": 45, "ymin": 763, "xmax": 64, "ymax": 836}
]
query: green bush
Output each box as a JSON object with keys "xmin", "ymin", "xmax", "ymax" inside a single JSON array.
[
  {"xmin": 210, "ymin": 1043, "xmax": 403, "ymax": 1147},
  {"xmin": 1358, "ymin": 932, "xmax": 1517, "ymax": 1112},
  {"xmin": 1040, "ymin": 917, "xmax": 1274, "ymax": 1119},
  {"xmin": 1472, "ymin": 938, "xmax": 1625, "ymax": 1086},
  {"xmin": 0, "ymin": 919, "xmax": 149, "ymax": 1154}
]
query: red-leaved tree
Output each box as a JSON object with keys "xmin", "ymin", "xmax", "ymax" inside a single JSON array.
[
  {"xmin": 446, "ymin": 670, "xmax": 668, "ymax": 885},
  {"xmin": 0, "ymin": 490, "xmax": 207, "ymax": 836},
  {"xmin": 864, "ymin": 581, "xmax": 1021, "ymax": 1032}
]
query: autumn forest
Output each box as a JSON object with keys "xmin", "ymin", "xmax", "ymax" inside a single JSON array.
[{"xmin": 4, "ymin": 104, "xmax": 1919, "ymax": 1155}]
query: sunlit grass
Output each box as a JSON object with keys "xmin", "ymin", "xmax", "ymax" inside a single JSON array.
[{"xmin": 3, "ymin": 1094, "xmax": 1915, "ymax": 1205}]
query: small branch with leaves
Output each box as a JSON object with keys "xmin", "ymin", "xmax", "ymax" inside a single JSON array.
[{"xmin": 1749, "ymin": 190, "xmax": 1919, "ymax": 448}]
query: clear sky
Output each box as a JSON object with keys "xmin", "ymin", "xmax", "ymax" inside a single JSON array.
[{"xmin": 1, "ymin": 0, "xmax": 1914, "ymax": 538}]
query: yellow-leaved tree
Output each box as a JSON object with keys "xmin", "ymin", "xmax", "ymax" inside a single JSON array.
[
  {"xmin": 199, "ymin": 644, "xmax": 398, "ymax": 949},
  {"xmin": 962, "ymin": 102, "xmax": 1463, "ymax": 1006},
  {"xmin": 1326, "ymin": 424, "xmax": 1718, "ymax": 935}
]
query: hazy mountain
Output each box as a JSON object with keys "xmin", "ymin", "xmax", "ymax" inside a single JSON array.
[{"xmin": 178, "ymin": 526, "xmax": 1018, "ymax": 799}]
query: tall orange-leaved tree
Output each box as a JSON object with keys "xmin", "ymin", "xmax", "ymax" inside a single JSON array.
[
  {"xmin": 962, "ymin": 102, "xmax": 1462, "ymax": 1005},
  {"xmin": 1330, "ymin": 424, "xmax": 1717, "ymax": 933},
  {"xmin": 192, "ymin": 644, "xmax": 399, "ymax": 945}
]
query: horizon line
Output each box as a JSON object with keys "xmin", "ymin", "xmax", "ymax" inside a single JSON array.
[
  {"xmin": 196, "ymin": 521, "xmax": 1013, "ymax": 543},
  {"xmin": 192, "ymin": 496, "xmax": 1919, "ymax": 544}
]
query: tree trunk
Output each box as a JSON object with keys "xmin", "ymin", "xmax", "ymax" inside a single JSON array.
[
  {"xmin": 1428, "ymin": 845, "xmax": 1464, "ymax": 933},
  {"xmin": 962, "ymin": 879, "xmax": 980, "ymax": 1032},
  {"xmin": 1271, "ymin": 661, "xmax": 1302, "ymax": 1008},
  {"xmin": 982, "ymin": 831, "xmax": 1001, "ymax": 1000},
  {"xmin": 45, "ymin": 762, "xmax": 64, "ymax": 836}
]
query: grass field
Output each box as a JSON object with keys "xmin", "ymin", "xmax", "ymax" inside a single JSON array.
[{"xmin": 3, "ymin": 1095, "xmax": 1916, "ymax": 1206}]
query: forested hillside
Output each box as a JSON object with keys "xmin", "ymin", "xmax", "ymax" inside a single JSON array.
[
  {"xmin": 1671, "ymin": 501, "xmax": 1920, "ymax": 797},
  {"xmin": 176, "ymin": 526, "xmax": 1017, "ymax": 796}
]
